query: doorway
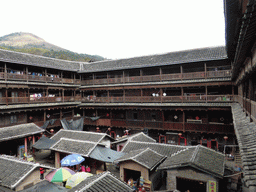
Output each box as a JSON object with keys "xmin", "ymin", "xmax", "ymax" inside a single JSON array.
[
  {"xmin": 177, "ymin": 177, "xmax": 206, "ymax": 192},
  {"xmin": 124, "ymin": 168, "xmax": 141, "ymax": 183}
]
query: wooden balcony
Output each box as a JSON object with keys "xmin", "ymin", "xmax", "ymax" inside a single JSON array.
[
  {"xmin": 82, "ymin": 95, "xmax": 234, "ymax": 104},
  {"xmin": 0, "ymin": 96, "xmax": 81, "ymax": 105},
  {"xmin": 0, "ymin": 115, "xmax": 233, "ymax": 135},
  {"xmin": 90, "ymin": 119, "xmax": 233, "ymax": 134},
  {"xmin": 0, "ymin": 72, "xmax": 80, "ymax": 85},
  {"xmin": 81, "ymin": 70, "xmax": 231, "ymax": 86}
]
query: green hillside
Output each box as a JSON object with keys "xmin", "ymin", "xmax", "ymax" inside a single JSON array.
[{"xmin": 0, "ymin": 32, "xmax": 105, "ymax": 62}]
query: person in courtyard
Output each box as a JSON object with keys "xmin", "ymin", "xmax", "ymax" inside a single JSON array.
[
  {"xmin": 85, "ymin": 165, "xmax": 91, "ymax": 173},
  {"xmin": 81, "ymin": 164, "xmax": 86, "ymax": 172},
  {"xmin": 39, "ymin": 167, "xmax": 44, "ymax": 180}
]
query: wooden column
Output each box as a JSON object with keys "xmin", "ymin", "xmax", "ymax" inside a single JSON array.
[
  {"xmin": 83, "ymin": 108, "xmax": 85, "ymax": 117},
  {"xmin": 160, "ymin": 88, "xmax": 163, "ymax": 103},
  {"xmin": 162, "ymin": 110, "xmax": 164, "ymax": 127},
  {"xmin": 107, "ymin": 90, "xmax": 110, "ymax": 103},
  {"xmin": 181, "ymin": 87, "xmax": 184, "ymax": 103},
  {"xmin": 140, "ymin": 69, "xmax": 143, "ymax": 83},
  {"xmin": 205, "ymin": 85, "xmax": 208, "ymax": 103},
  {"xmin": 26, "ymin": 67, "xmax": 28, "ymax": 82},
  {"xmin": 61, "ymin": 71, "xmax": 63, "ymax": 84},
  {"xmin": 24, "ymin": 137, "xmax": 28, "ymax": 158},
  {"xmin": 123, "ymin": 71, "xmax": 125, "ymax": 83},
  {"xmin": 45, "ymin": 69, "xmax": 47, "ymax": 82},
  {"xmin": 72, "ymin": 108, "xmax": 75, "ymax": 117},
  {"xmin": 4, "ymin": 63, "xmax": 7, "ymax": 81},
  {"xmin": 46, "ymin": 88, "xmax": 49, "ymax": 103},
  {"xmin": 160, "ymin": 67, "xmax": 162, "ymax": 82},
  {"xmin": 62, "ymin": 89, "xmax": 64, "ymax": 102},
  {"xmin": 180, "ymin": 66, "xmax": 183, "ymax": 80},
  {"xmin": 93, "ymin": 74, "xmax": 95, "ymax": 85},
  {"xmin": 60, "ymin": 109, "xmax": 63, "ymax": 120},
  {"xmin": 143, "ymin": 110, "xmax": 146, "ymax": 129},
  {"xmin": 182, "ymin": 110, "xmax": 185, "ymax": 132},
  {"xmin": 55, "ymin": 152, "xmax": 61, "ymax": 168},
  {"xmin": 32, "ymin": 135, "xmax": 35, "ymax": 153},
  {"xmin": 5, "ymin": 88, "xmax": 8, "ymax": 106},
  {"xmin": 204, "ymin": 63, "xmax": 207, "ymax": 79},
  {"xmin": 44, "ymin": 110, "xmax": 46, "ymax": 122},
  {"xmin": 123, "ymin": 89, "xmax": 125, "ymax": 103},
  {"xmin": 27, "ymin": 89, "xmax": 30, "ymax": 103}
]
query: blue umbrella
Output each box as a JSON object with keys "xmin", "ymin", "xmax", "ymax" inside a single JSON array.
[{"xmin": 61, "ymin": 154, "xmax": 85, "ymax": 166}]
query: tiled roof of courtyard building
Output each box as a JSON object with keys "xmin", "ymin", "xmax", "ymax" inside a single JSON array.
[
  {"xmin": 0, "ymin": 155, "xmax": 53, "ymax": 190},
  {"xmin": 80, "ymin": 46, "xmax": 227, "ymax": 73},
  {"xmin": 121, "ymin": 141, "xmax": 188, "ymax": 157},
  {"xmin": 0, "ymin": 48, "xmax": 82, "ymax": 71},
  {"xmin": 50, "ymin": 129, "xmax": 114, "ymax": 143},
  {"xmin": 69, "ymin": 171, "xmax": 134, "ymax": 192},
  {"xmin": 0, "ymin": 123, "xmax": 44, "ymax": 142},
  {"xmin": 112, "ymin": 132, "xmax": 156, "ymax": 144},
  {"xmin": 231, "ymin": 103, "xmax": 256, "ymax": 187},
  {"xmin": 158, "ymin": 145, "xmax": 225, "ymax": 178},
  {"xmin": 50, "ymin": 138, "xmax": 97, "ymax": 157},
  {"xmin": 114, "ymin": 148, "xmax": 166, "ymax": 170}
]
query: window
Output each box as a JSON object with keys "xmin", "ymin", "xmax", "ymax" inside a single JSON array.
[
  {"xmin": 10, "ymin": 115, "xmax": 17, "ymax": 124},
  {"xmin": 133, "ymin": 112, "xmax": 138, "ymax": 120},
  {"xmin": 151, "ymin": 113, "xmax": 156, "ymax": 121}
]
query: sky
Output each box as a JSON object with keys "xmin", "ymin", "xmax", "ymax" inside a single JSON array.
[{"xmin": 0, "ymin": 0, "xmax": 225, "ymax": 59}]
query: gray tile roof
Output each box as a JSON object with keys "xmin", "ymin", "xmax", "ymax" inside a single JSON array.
[
  {"xmin": 50, "ymin": 130, "xmax": 108, "ymax": 143},
  {"xmin": 231, "ymin": 103, "xmax": 256, "ymax": 187},
  {"xmin": 158, "ymin": 145, "xmax": 225, "ymax": 178},
  {"xmin": 50, "ymin": 138, "xmax": 97, "ymax": 157},
  {"xmin": 80, "ymin": 46, "xmax": 227, "ymax": 73},
  {"xmin": 112, "ymin": 132, "xmax": 156, "ymax": 144},
  {"xmin": 115, "ymin": 148, "xmax": 166, "ymax": 170},
  {"xmin": 0, "ymin": 155, "xmax": 53, "ymax": 190},
  {"xmin": 0, "ymin": 48, "xmax": 82, "ymax": 72},
  {"xmin": 0, "ymin": 123, "xmax": 44, "ymax": 142},
  {"xmin": 121, "ymin": 141, "xmax": 188, "ymax": 157},
  {"xmin": 69, "ymin": 171, "xmax": 134, "ymax": 192}
]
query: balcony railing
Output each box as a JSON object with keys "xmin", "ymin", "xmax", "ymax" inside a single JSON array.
[
  {"xmin": 0, "ymin": 115, "xmax": 234, "ymax": 134},
  {"xmin": 82, "ymin": 95, "xmax": 234, "ymax": 103},
  {"xmin": 81, "ymin": 70, "xmax": 231, "ymax": 86},
  {"xmin": 0, "ymin": 96, "xmax": 81, "ymax": 105},
  {"xmin": 0, "ymin": 72, "xmax": 80, "ymax": 85}
]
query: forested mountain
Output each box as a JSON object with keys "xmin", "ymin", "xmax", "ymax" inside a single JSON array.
[{"xmin": 0, "ymin": 32, "xmax": 105, "ymax": 62}]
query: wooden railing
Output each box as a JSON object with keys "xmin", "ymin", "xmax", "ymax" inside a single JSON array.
[
  {"xmin": 0, "ymin": 72, "xmax": 80, "ymax": 85},
  {"xmin": 81, "ymin": 70, "xmax": 231, "ymax": 86},
  {"xmin": 82, "ymin": 95, "xmax": 234, "ymax": 103},
  {"xmin": 0, "ymin": 94, "xmax": 234, "ymax": 105},
  {"xmin": 0, "ymin": 116, "xmax": 234, "ymax": 134},
  {"xmin": 0, "ymin": 96, "xmax": 81, "ymax": 105}
]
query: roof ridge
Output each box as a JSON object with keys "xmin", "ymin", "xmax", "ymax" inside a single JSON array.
[
  {"xmin": 90, "ymin": 46, "xmax": 226, "ymax": 64},
  {"xmin": 80, "ymin": 171, "xmax": 109, "ymax": 191},
  {"xmin": 0, "ymin": 48, "xmax": 85, "ymax": 64},
  {"xmin": 130, "ymin": 140, "xmax": 188, "ymax": 147},
  {"xmin": 190, "ymin": 145, "xmax": 200, "ymax": 163}
]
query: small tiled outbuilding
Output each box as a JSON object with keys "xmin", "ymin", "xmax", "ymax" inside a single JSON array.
[
  {"xmin": 158, "ymin": 145, "xmax": 225, "ymax": 192},
  {"xmin": 115, "ymin": 148, "xmax": 166, "ymax": 190},
  {"xmin": 0, "ymin": 155, "xmax": 53, "ymax": 191},
  {"xmin": 69, "ymin": 171, "xmax": 134, "ymax": 192}
]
